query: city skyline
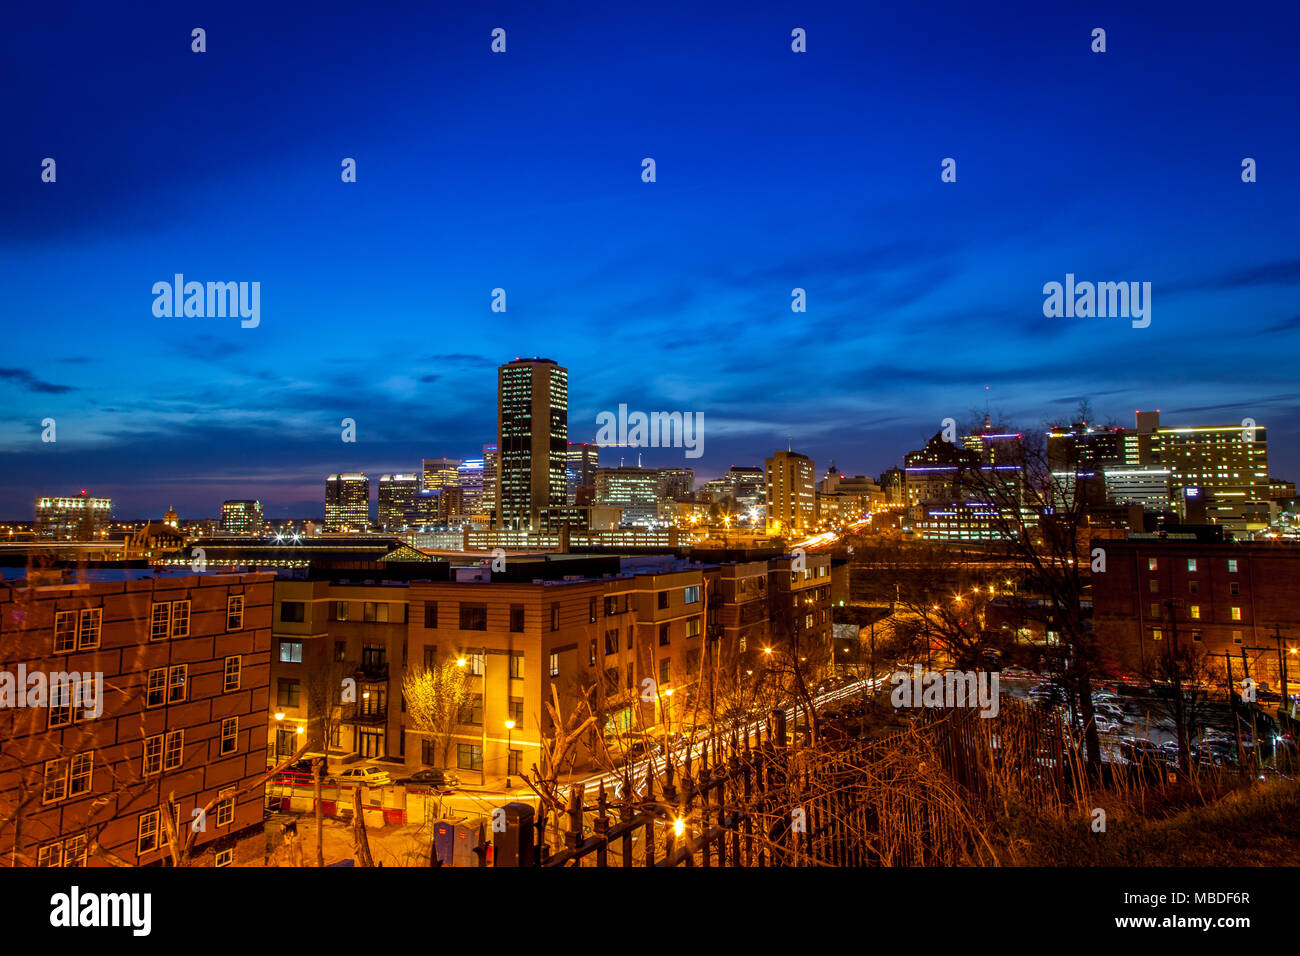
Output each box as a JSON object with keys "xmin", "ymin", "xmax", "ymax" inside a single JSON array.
[
  {"xmin": 4, "ymin": 0, "xmax": 1300, "ymax": 517},
  {"xmin": 5, "ymin": 382, "xmax": 1294, "ymax": 520}
]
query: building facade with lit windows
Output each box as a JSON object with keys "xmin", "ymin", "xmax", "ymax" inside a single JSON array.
[
  {"xmin": 35, "ymin": 494, "xmax": 112, "ymax": 541},
  {"xmin": 220, "ymin": 499, "xmax": 264, "ymax": 535},
  {"xmin": 565, "ymin": 442, "xmax": 600, "ymax": 504},
  {"xmin": 324, "ymin": 473, "xmax": 370, "ymax": 531},
  {"xmin": 456, "ymin": 459, "xmax": 486, "ymax": 517},
  {"xmin": 377, "ymin": 474, "xmax": 420, "ymax": 531},
  {"xmin": 595, "ymin": 466, "xmax": 661, "ymax": 527},
  {"xmin": 0, "ymin": 571, "xmax": 272, "ymax": 867},
  {"xmin": 765, "ymin": 450, "xmax": 815, "ymax": 535},
  {"xmin": 421, "ymin": 458, "xmax": 462, "ymax": 494},
  {"xmin": 497, "ymin": 358, "xmax": 569, "ymax": 532},
  {"xmin": 1092, "ymin": 539, "xmax": 1300, "ymax": 691},
  {"xmin": 1146, "ymin": 414, "xmax": 1270, "ymax": 534},
  {"xmin": 269, "ymin": 578, "xmax": 413, "ymax": 761}
]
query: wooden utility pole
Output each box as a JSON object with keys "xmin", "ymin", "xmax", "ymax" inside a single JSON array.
[
  {"xmin": 313, "ymin": 758, "xmax": 325, "ymax": 867},
  {"xmin": 1270, "ymin": 625, "xmax": 1292, "ymax": 714},
  {"xmin": 351, "ymin": 788, "xmax": 374, "ymax": 867},
  {"xmin": 1221, "ymin": 652, "xmax": 1248, "ymax": 778},
  {"xmin": 1241, "ymin": 649, "xmax": 1260, "ymax": 773},
  {"xmin": 1164, "ymin": 600, "xmax": 1191, "ymax": 777}
]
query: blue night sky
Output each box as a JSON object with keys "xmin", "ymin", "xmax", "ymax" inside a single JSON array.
[{"xmin": 2, "ymin": 0, "xmax": 1298, "ymax": 518}]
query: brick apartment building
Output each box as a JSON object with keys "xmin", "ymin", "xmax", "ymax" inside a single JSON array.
[
  {"xmin": 267, "ymin": 551, "xmax": 833, "ymax": 781},
  {"xmin": 0, "ymin": 571, "xmax": 272, "ymax": 867},
  {"xmin": 1092, "ymin": 539, "xmax": 1300, "ymax": 689}
]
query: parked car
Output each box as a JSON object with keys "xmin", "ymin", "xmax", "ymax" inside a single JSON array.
[
  {"xmin": 395, "ymin": 769, "xmax": 460, "ymax": 791},
  {"xmin": 1093, "ymin": 702, "xmax": 1125, "ymax": 722},
  {"xmin": 1001, "ymin": 665, "xmax": 1036, "ymax": 679},
  {"xmin": 1117, "ymin": 737, "xmax": 1164, "ymax": 772},
  {"xmin": 1076, "ymin": 714, "xmax": 1122, "ymax": 735},
  {"xmin": 330, "ymin": 766, "xmax": 392, "ymax": 787}
]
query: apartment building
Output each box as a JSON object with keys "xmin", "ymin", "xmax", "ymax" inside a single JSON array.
[
  {"xmin": 263, "ymin": 550, "xmax": 833, "ymax": 781},
  {"xmin": 767, "ymin": 552, "xmax": 834, "ymax": 656},
  {"xmin": 0, "ymin": 571, "xmax": 272, "ymax": 867},
  {"xmin": 268, "ymin": 579, "xmax": 413, "ymax": 761},
  {"xmin": 1092, "ymin": 539, "xmax": 1300, "ymax": 689}
]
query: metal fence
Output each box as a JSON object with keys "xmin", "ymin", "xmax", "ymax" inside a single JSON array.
[{"xmin": 494, "ymin": 699, "xmax": 1071, "ymax": 867}]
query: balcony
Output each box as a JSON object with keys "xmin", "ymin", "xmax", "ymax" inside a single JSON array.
[{"xmin": 354, "ymin": 662, "xmax": 389, "ymax": 682}]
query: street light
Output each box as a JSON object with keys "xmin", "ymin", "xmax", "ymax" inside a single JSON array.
[{"xmin": 504, "ymin": 719, "xmax": 516, "ymax": 788}]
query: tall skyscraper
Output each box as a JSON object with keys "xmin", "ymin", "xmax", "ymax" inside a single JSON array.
[
  {"xmin": 765, "ymin": 450, "xmax": 815, "ymax": 534},
  {"xmin": 497, "ymin": 358, "xmax": 568, "ymax": 531},
  {"xmin": 377, "ymin": 474, "xmax": 420, "ymax": 531},
  {"xmin": 221, "ymin": 499, "xmax": 264, "ymax": 535},
  {"xmin": 457, "ymin": 459, "xmax": 486, "ymax": 517},
  {"xmin": 324, "ymin": 473, "xmax": 370, "ymax": 530}
]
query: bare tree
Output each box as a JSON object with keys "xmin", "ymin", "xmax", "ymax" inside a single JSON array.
[
  {"xmin": 402, "ymin": 659, "xmax": 474, "ymax": 769},
  {"xmin": 953, "ymin": 425, "xmax": 1106, "ymax": 771}
]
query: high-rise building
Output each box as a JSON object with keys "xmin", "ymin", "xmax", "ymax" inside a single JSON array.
[
  {"xmin": 457, "ymin": 459, "xmax": 486, "ymax": 517},
  {"xmin": 1142, "ymin": 411, "xmax": 1270, "ymax": 532},
  {"xmin": 497, "ymin": 358, "xmax": 568, "ymax": 531},
  {"xmin": 566, "ymin": 442, "xmax": 600, "ymax": 504},
  {"xmin": 421, "ymin": 458, "xmax": 462, "ymax": 494},
  {"xmin": 324, "ymin": 474, "xmax": 370, "ymax": 531},
  {"xmin": 221, "ymin": 499, "xmax": 264, "ymax": 535},
  {"xmin": 34, "ymin": 493, "xmax": 112, "ymax": 540},
  {"xmin": 765, "ymin": 450, "xmax": 815, "ymax": 534},
  {"xmin": 378, "ymin": 474, "xmax": 420, "ymax": 531},
  {"xmin": 482, "ymin": 444, "xmax": 499, "ymax": 519}
]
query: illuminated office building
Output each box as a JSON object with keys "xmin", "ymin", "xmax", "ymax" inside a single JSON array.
[
  {"xmin": 497, "ymin": 358, "xmax": 568, "ymax": 531},
  {"xmin": 764, "ymin": 450, "xmax": 815, "ymax": 534},
  {"xmin": 220, "ymin": 499, "xmax": 264, "ymax": 535},
  {"xmin": 34, "ymin": 493, "xmax": 112, "ymax": 540},
  {"xmin": 378, "ymin": 474, "xmax": 420, "ymax": 531},
  {"xmin": 324, "ymin": 473, "xmax": 370, "ymax": 531}
]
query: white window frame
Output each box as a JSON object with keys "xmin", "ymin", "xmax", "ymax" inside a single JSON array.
[
  {"xmin": 220, "ymin": 717, "xmax": 238, "ymax": 755},
  {"xmin": 68, "ymin": 751, "xmax": 93, "ymax": 797},
  {"xmin": 144, "ymin": 735, "xmax": 163, "ymax": 775},
  {"xmin": 168, "ymin": 664, "xmax": 188, "ymax": 703},
  {"xmin": 77, "ymin": 607, "xmax": 101, "ymax": 649},
  {"xmin": 138, "ymin": 810, "xmax": 161, "ymax": 855},
  {"xmin": 164, "ymin": 729, "xmax": 184, "ymax": 771},
  {"xmin": 224, "ymin": 655, "xmax": 241, "ymax": 692},
  {"xmin": 170, "ymin": 599, "xmax": 191, "ymax": 638},
  {"xmin": 226, "ymin": 594, "xmax": 244, "ymax": 631},
  {"xmin": 42, "ymin": 758, "xmax": 68, "ymax": 803},
  {"xmin": 216, "ymin": 787, "xmax": 236, "ymax": 827},
  {"xmin": 54, "ymin": 610, "xmax": 77, "ymax": 654},
  {"xmin": 150, "ymin": 602, "xmax": 171, "ymax": 641}
]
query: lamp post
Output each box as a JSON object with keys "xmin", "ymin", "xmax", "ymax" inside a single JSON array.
[{"xmin": 504, "ymin": 719, "xmax": 515, "ymax": 788}]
